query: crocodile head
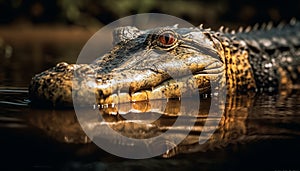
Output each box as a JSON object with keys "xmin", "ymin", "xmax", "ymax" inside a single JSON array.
[{"xmin": 29, "ymin": 26, "xmax": 226, "ymax": 107}]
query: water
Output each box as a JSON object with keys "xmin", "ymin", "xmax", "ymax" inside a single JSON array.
[
  {"xmin": 0, "ymin": 27, "xmax": 300, "ymax": 170},
  {"xmin": 1, "ymin": 88, "xmax": 300, "ymax": 170}
]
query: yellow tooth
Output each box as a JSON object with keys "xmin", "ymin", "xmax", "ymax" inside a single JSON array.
[
  {"xmin": 131, "ymin": 91, "xmax": 148, "ymax": 102},
  {"xmin": 103, "ymin": 93, "xmax": 131, "ymax": 104},
  {"xmin": 103, "ymin": 94, "xmax": 118, "ymax": 104},
  {"xmin": 146, "ymin": 89, "xmax": 166, "ymax": 100}
]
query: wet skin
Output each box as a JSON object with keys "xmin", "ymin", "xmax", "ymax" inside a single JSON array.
[{"xmin": 29, "ymin": 21, "xmax": 300, "ymax": 107}]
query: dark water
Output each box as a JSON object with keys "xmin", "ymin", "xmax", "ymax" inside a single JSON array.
[
  {"xmin": 1, "ymin": 86, "xmax": 300, "ymax": 171},
  {"xmin": 1, "ymin": 30, "xmax": 300, "ymax": 171}
]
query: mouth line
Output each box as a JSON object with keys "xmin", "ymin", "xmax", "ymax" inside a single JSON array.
[
  {"xmin": 132, "ymin": 67, "xmax": 223, "ymax": 94},
  {"xmin": 99, "ymin": 68, "xmax": 220, "ymax": 105}
]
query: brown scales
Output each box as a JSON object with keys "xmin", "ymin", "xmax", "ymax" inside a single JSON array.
[
  {"xmin": 204, "ymin": 18, "xmax": 300, "ymax": 93},
  {"xmin": 29, "ymin": 19, "xmax": 300, "ymax": 106}
]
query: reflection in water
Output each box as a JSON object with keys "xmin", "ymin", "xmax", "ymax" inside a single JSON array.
[
  {"xmin": 1, "ymin": 87, "xmax": 300, "ymax": 169},
  {"xmin": 19, "ymin": 92, "xmax": 300, "ymax": 158}
]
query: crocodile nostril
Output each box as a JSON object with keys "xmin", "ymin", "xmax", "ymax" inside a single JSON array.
[{"xmin": 97, "ymin": 89, "xmax": 104, "ymax": 97}]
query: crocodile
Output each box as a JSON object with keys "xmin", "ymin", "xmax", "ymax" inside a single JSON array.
[{"xmin": 29, "ymin": 19, "xmax": 300, "ymax": 107}]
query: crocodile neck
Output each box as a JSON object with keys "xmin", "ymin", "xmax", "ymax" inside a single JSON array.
[{"xmin": 213, "ymin": 21, "xmax": 300, "ymax": 93}]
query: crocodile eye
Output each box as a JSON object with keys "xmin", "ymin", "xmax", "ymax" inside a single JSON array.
[{"xmin": 157, "ymin": 31, "xmax": 177, "ymax": 47}]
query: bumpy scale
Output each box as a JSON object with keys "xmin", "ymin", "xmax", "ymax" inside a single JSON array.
[{"xmin": 29, "ymin": 20, "xmax": 300, "ymax": 107}]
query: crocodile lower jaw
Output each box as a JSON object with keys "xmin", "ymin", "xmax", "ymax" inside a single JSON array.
[{"xmin": 97, "ymin": 74, "xmax": 214, "ymax": 105}]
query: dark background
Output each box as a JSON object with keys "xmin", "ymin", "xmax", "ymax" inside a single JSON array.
[{"xmin": 1, "ymin": 0, "xmax": 300, "ymax": 28}]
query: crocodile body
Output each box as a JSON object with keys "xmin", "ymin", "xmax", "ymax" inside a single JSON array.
[{"xmin": 29, "ymin": 20, "xmax": 300, "ymax": 106}]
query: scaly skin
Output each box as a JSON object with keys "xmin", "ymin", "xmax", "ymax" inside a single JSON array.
[{"xmin": 29, "ymin": 20, "xmax": 300, "ymax": 107}]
